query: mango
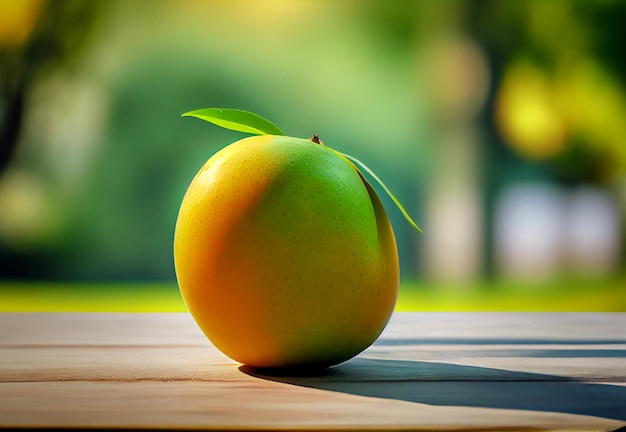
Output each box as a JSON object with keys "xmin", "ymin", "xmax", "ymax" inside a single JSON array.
[{"xmin": 173, "ymin": 134, "xmax": 399, "ymax": 369}]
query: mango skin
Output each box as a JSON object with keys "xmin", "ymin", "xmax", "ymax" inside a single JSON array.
[{"xmin": 174, "ymin": 135, "xmax": 399, "ymax": 369}]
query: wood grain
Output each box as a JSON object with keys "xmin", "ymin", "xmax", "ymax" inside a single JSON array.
[{"xmin": 1, "ymin": 312, "xmax": 625, "ymax": 431}]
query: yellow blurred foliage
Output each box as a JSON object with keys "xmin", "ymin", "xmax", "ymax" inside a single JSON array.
[
  {"xmin": 0, "ymin": 0, "xmax": 43, "ymax": 46},
  {"xmin": 555, "ymin": 59, "xmax": 626, "ymax": 165},
  {"xmin": 496, "ymin": 62, "xmax": 566, "ymax": 160},
  {"xmin": 496, "ymin": 58, "xmax": 626, "ymax": 172}
]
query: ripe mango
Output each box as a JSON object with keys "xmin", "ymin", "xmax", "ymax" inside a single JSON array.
[{"xmin": 174, "ymin": 134, "xmax": 398, "ymax": 369}]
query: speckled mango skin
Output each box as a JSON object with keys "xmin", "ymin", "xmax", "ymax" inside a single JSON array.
[{"xmin": 173, "ymin": 135, "xmax": 399, "ymax": 369}]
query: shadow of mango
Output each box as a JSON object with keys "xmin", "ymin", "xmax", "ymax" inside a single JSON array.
[{"xmin": 241, "ymin": 357, "xmax": 626, "ymax": 422}]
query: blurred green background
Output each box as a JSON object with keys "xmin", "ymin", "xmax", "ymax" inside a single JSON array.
[{"xmin": 1, "ymin": 0, "xmax": 625, "ymax": 311}]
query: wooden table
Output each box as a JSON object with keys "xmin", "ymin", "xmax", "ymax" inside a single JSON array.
[{"xmin": 1, "ymin": 312, "xmax": 625, "ymax": 431}]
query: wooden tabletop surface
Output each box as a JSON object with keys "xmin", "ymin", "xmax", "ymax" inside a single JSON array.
[{"xmin": 1, "ymin": 312, "xmax": 625, "ymax": 431}]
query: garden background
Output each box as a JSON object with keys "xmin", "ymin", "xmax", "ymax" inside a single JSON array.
[{"xmin": 1, "ymin": 0, "xmax": 625, "ymax": 311}]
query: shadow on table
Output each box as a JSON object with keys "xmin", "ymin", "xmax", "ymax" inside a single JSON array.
[
  {"xmin": 240, "ymin": 357, "xmax": 626, "ymax": 422},
  {"xmin": 374, "ymin": 338, "xmax": 626, "ymax": 346}
]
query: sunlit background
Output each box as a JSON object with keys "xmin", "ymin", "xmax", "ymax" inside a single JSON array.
[{"xmin": 1, "ymin": 0, "xmax": 625, "ymax": 311}]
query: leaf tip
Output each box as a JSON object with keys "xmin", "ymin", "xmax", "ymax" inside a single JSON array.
[{"xmin": 338, "ymin": 151, "xmax": 424, "ymax": 234}]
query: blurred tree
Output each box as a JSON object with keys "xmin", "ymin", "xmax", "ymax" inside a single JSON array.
[
  {"xmin": 469, "ymin": 0, "xmax": 626, "ymax": 277},
  {"xmin": 0, "ymin": 0, "xmax": 103, "ymax": 171},
  {"xmin": 472, "ymin": 0, "xmax": 626, "ymax": 181},
  {"xmin": 0, "ymin": 0, "xmax": 104, "ymax": 279}
]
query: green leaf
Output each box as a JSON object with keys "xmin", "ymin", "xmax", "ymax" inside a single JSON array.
[
  {"xmin": 182, "ymin": 108, "xmax": 285, "ymax": 136},
  {"xmin": 338, "ymin": 151, "xmax": 423, "ymax": 234}
]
